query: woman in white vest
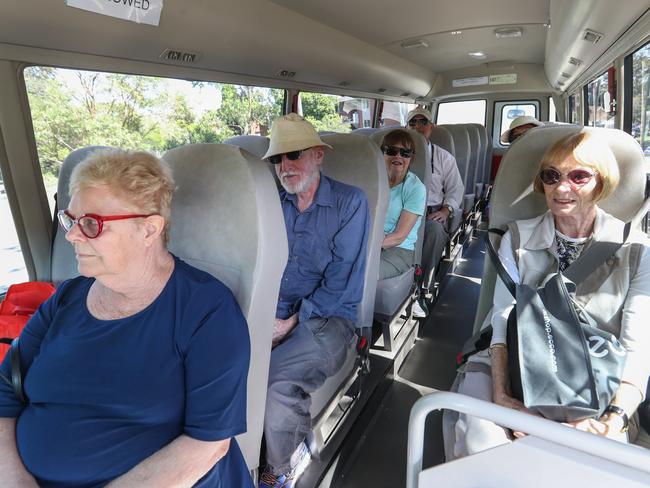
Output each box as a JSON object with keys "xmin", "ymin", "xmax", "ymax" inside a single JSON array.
[{"xmin": 446, "ymin": 131, "xmax": 650, "ymax": 459}]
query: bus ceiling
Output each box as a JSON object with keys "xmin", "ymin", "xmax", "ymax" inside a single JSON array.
[{"xmin": 0, "ymin": 1, "xmax": 649, "ymax": 100}]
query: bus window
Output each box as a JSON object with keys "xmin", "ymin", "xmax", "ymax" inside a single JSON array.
[
  {"xmin": 492, "ymin": 100, "xmax": 539, "ymax": 146},
  {"xmin": 379, "ymin": 101, "xmax": 418, "ymax": 127},
  {"xmin": 436, "ymin": 100, "xmax": 486, "ymax": 125},
  {"xmin": 586, "ymin": 70, "xmax": 615, "ymax": 128},
  {"xmin": 631, "ymin": 43, "xmax": 650, "ymax": 158},
  {"xmin": 569, "ymin": 92, "xmax": 581, "ymax": 124},
  {"xmin": 549, "ymin": 97, "xmax": 557, "ymax": 123},
  {"xmin": 298, "ymin": 92, "xmax": 375, "ymax": 132},
  {"xmin": 0, "ymin": 168, "xmax": 29, "ymax": 293},
  {"xmin": 23, "ymin": 67, "xmax": 285, "ymax": 216}
]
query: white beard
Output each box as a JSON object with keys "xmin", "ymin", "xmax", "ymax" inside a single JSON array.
[{"xmin": 279, "ymin": 169, "xmax": 319, "ymax": 194}]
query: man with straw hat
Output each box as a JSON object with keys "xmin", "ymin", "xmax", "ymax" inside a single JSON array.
[{"xmin": 259, "ymin": 113, "xmax": 369, "ymax": 488}]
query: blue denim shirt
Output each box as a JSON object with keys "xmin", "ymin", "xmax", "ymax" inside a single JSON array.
[{"xmin": 276, "ymin": 174, "xmax": 369, "ymax": 324}]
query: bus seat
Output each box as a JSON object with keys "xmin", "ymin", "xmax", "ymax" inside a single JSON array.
[
  {"xmin": 429, "ymin": 125, "xmax": 456, "ymax": 158},
  {"xmin": 163, "ymin": 143, "xmax": 288, "ymax": 474},
  {"xmin": 472, "ymin": 126, "xmax": 648, "ymax": 334},
  {"xmin": 369, "ymin": 128, "xmax": 431, "ymax": 320},
  {"xmin": 464, "ymin": 124, "xmax": 481, "ymax": 203},
  {"xmin": 51, "ymin": 146, "xmax": 111, "ymax": 285},
  {"xmin": 224, "ymin": 134, "xmax": 269, "ymax": 160},
  {"xmin": 307, "ymin": 133, "xmax": 388, "ymax": 443},
  {"xmin": 439, "ymin": 125, "xmax": 475, "ymax": 214},
  {"xmin": 352, "ymin": 127, "xmax": 379, "ymax": 136},
  {"xmin": 469, "ymin": 123, "xmax": 488, "ymax": 197}
]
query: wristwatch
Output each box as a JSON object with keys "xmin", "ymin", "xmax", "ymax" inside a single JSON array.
[
  {"xmin": 444, "ymin": 204, "xmax": 454, "ymax": 218},
  {"xmin": 603, "ymin": 405, "xmax": 629, "ymax": 433}
]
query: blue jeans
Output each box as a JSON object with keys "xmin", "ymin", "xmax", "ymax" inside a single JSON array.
[{"xmin": 264, "ymin": 316, "xmax": 355, "ymax": 474}]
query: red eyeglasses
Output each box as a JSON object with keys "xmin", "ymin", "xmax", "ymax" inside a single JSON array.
[
  {"xmin": 58, "ymin": 210, "xmax": 152, "ymax": 239},
  {"xmin": 539, "ymin": 168, "xmax": 597, "ymax": 187}
]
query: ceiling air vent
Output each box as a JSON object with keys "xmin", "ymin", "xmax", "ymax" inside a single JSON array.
[
  {"xmin": 160, "ymin": 49, "xmax": 200, "ymax": 64},
  {"xmin": 569, "ymin": 57, "xmax": 583, "ymax": 67},
  {"xmin": 583, "ymin": 29, "xmax": 604, "ymax": 44},
  {"xmin": 400, "ymin": 92, "xmax": 411, "ymax": 97},
  {"xmin": 401, "ymin": 39, "xmax": 429, "ymax": 49},
  {"xmin": 377, "ymin": 88, "xmax": 387, "ymax": 93},
  {"xmin": 276, "ymin": 70, "xmax": 296, "ymax": 78},
  {"xmin": 338, "ymin": 81, "xmax": 351, "ymax": 87},
  {"xmin": 561, "ymin": 72, "xmax": 571, "ymax": 78}
]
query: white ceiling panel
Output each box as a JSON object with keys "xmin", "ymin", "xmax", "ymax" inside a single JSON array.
[{"xmin": 270, "ymin": 0, "xmax": 549, "ymax": 45}]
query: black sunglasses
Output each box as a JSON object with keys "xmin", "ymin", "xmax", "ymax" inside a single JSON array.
[
  {"xmin": 539, "ymin": 168, "xmax": 597, "ymax": 187},
  {"xmin": 408, "ymin": 118, "xmax": 430, "ymax": 127},
  {"xmin": 381, "ymin": 145, "xmax": 414, "ymax": 158},
  {"xmin": 268, "ymin": 150, "xmax": 304, "ymax": 165}
]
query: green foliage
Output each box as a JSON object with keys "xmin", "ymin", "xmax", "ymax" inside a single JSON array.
[
  {"xmin": 300, "ymin": 93, "xmax": 351, "ymax": 133},
  {"xmin": 23, "ymin": 68, "xmax": 285, "ymax": 185}
]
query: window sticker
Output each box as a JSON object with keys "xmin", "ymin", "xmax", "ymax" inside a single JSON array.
[
  {"xmin": 452, "ymin": 76, "xmax": 488, "ymax": 88},
  {"xmin": 66, "ymin": 0, "xmax": 163, "ymax": 26},
  {"xmin": 489, "ymin": 74, "xmax": 517, "ymax": 85}
]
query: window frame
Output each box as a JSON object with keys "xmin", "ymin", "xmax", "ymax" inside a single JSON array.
[{"xmin": 491, "ymin": 99, "xmax": 541, "ymax": 147}]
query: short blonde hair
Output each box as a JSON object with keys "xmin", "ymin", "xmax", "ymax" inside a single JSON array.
[
  {"xmin": 533, "ymin": 131, "xmax": 620, "ymax": 202},
  {"xmin": 69, "ymin": 149, "xmax": 175, "ymax": 242}
]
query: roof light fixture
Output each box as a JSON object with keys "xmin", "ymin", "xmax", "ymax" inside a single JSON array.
[
  {"xmin": 401, "ymin": 39, "xmax": 429, "ymax": 49},
  {"xmin": 494, "ymin": 27, "xmax": 523, "ymax": 39},
  {"xmin": 450, "ymin": 31, "xmax": 462, "ymax": 35},
  {"xmin": 468, "ymin": 51, "xmax": 486, "ymax": 59}
]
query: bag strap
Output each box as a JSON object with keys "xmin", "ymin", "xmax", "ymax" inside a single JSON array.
[
  {"xmin": 486, "ymin": 228, "xmax": 516, "ymax": 297},
  {"xmin": 562, "ymin": 221, "xmax": 631, "ymax": 284}
]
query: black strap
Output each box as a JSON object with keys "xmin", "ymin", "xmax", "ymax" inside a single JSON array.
[
  {"xmin": 486, "ymin": 228, "xmax": 516, "ymax": 297},
  {"xmin": 486, "ymin": 221, "xmax": 631, "ymax": 298},
  {"xmin": 49, "ymin": 192, "xmax": 58, "ymax": 280},
  {"xmin": 9, "ymin": 338, "xmax": 27, "ymax": 405}
]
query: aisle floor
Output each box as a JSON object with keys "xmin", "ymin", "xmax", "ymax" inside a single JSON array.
[{"xmin": 326, "ymin": 230, "xmax": 486, "ymax": 487}]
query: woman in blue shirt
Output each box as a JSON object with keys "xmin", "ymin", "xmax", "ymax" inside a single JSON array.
[
  {"xmin": 380, "ymin": 129, "xmax": 427, "ymax": 279},
  {"xmin": 0, "ymin": 149, "xmax": 253, "ymax": 487}
]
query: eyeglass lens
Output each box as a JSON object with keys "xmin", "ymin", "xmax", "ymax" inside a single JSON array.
[
  {"xmin": 268, "ymin": 150, "xmax": 303, "ymax": 164},
  {"xmin": 59, "ymin": 211, "xmax": 102, "ymax": 238},
  {"xmin": 408, "ymin": 118, "xmax": 429, "ymax": 127},
  {"xmin": 383, "ymin": 145, "xmax": 413, "ymax": 158},
  {"xmin": 540, "ymin": 168, "xmax": 595, "ymax": 186}
]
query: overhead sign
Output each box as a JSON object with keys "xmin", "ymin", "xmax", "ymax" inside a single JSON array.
[
  {"xmin": 66, "ymin": 0, "xmax": 164, "ymax": 26},
  {"xmin": 452, "ymin": 76, "xmax": 488, "ymax": 88},
  {"xmin": 489, "ymin": 74, "xmax": 518, "ymax": 85}
]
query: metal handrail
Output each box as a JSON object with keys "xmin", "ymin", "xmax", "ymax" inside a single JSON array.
[{"xmin": 406, "ymin": 391, "xmax": 650, "ymax": 488}]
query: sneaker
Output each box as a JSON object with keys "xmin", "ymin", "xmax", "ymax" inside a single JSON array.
[
  {"xmin": 259, "ymin": 468, "xmax": 295, "ymax": 488},
  {"xmin": 259, "ymin": 443, "xmax": 311, "ymax": 488},
  {"xmin": 412, "ymin": 299, "xmax": 427, "ymax": 318}
]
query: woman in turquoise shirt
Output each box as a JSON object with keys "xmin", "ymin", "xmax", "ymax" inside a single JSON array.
[{"xmin": 380, "ymin": 129, "xmax": 427, "ymax": 279}]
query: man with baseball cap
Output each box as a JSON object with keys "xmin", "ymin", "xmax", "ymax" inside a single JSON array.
[
  {"xmin": 500, "ymin": 115, "xmax": 543, "ymax": 144},
  {"xmin": 406, "ymin": 107, "xmax": 464, "ymax": 307},
  {"xmin": 259, "ymin": 113, "xmax": 369, "ymax": 488}
]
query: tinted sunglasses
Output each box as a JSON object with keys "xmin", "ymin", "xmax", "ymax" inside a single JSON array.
[
  {"xmin": 408, "ymin": 118, "xmax": 430, "ymax": 127},
  {"xmin": 268, "ymin": 150, "xmax": 304, "ymax": 165},
  {"xmin": 539, "ymin": 168, "xmax": 597, "ymax": 187},
  {"xmin": 381, "ymin": 145, "xmax": 414, "ymax": 158},
  {"xmin": 58, "ymin": 209, "xmax": 152, "ymax": 239}
]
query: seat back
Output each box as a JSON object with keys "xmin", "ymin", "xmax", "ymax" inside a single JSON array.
[
  {"xmin": 319, "ymin": 133, "xmax": 389, "ymax": 329},
  {"xmin": 439, "ymin": 124, "xmax": 473, "ymax": 210},
  {"xmin": 370, "ymin": 127, "xmax": 431, "ymax": 265},
  {"xmin": 473, "ymin": 126, "xmax": 649, "ymax": 332},
  {"xmin": 352, "ymin": 127, "xmax": 379, "ymax": 136},
  {"xmin": 163, "ymin": 144, "xmax": 288, "ymax": 471},
  {"xmin": 51, "ymin": 146, "xmax": 111, "ymax": 284},
  {"xmin": 429, "ymin": 125, "xmax": 456, "ymax": 157},
  {"xmin": 469, "ymin": 124, "xmax": 488, "ymax": 193},
  {"xmin": 224, "ymin": 135, "xmax": 270, "ymax": 160},
  {"xmin": 464, "ymin": 124, "xmax": 481, "ymax": 199}
]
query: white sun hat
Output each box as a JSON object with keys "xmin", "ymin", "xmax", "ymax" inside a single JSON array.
[
  {"xmin": 406, "ymin": 106, "xmax": 433, "ymax": 123},
  {"xmin": 262, "ymin": 113, "xmax": 332, "ymax": 160},
  {"xmin": 500, "ymin": 115, "xmax": 543, "ymax": 144}
]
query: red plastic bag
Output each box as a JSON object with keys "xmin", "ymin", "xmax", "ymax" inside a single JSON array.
[{"xmin": 0, "ymin": 282, "xmax": 55, "ymax": 360}]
